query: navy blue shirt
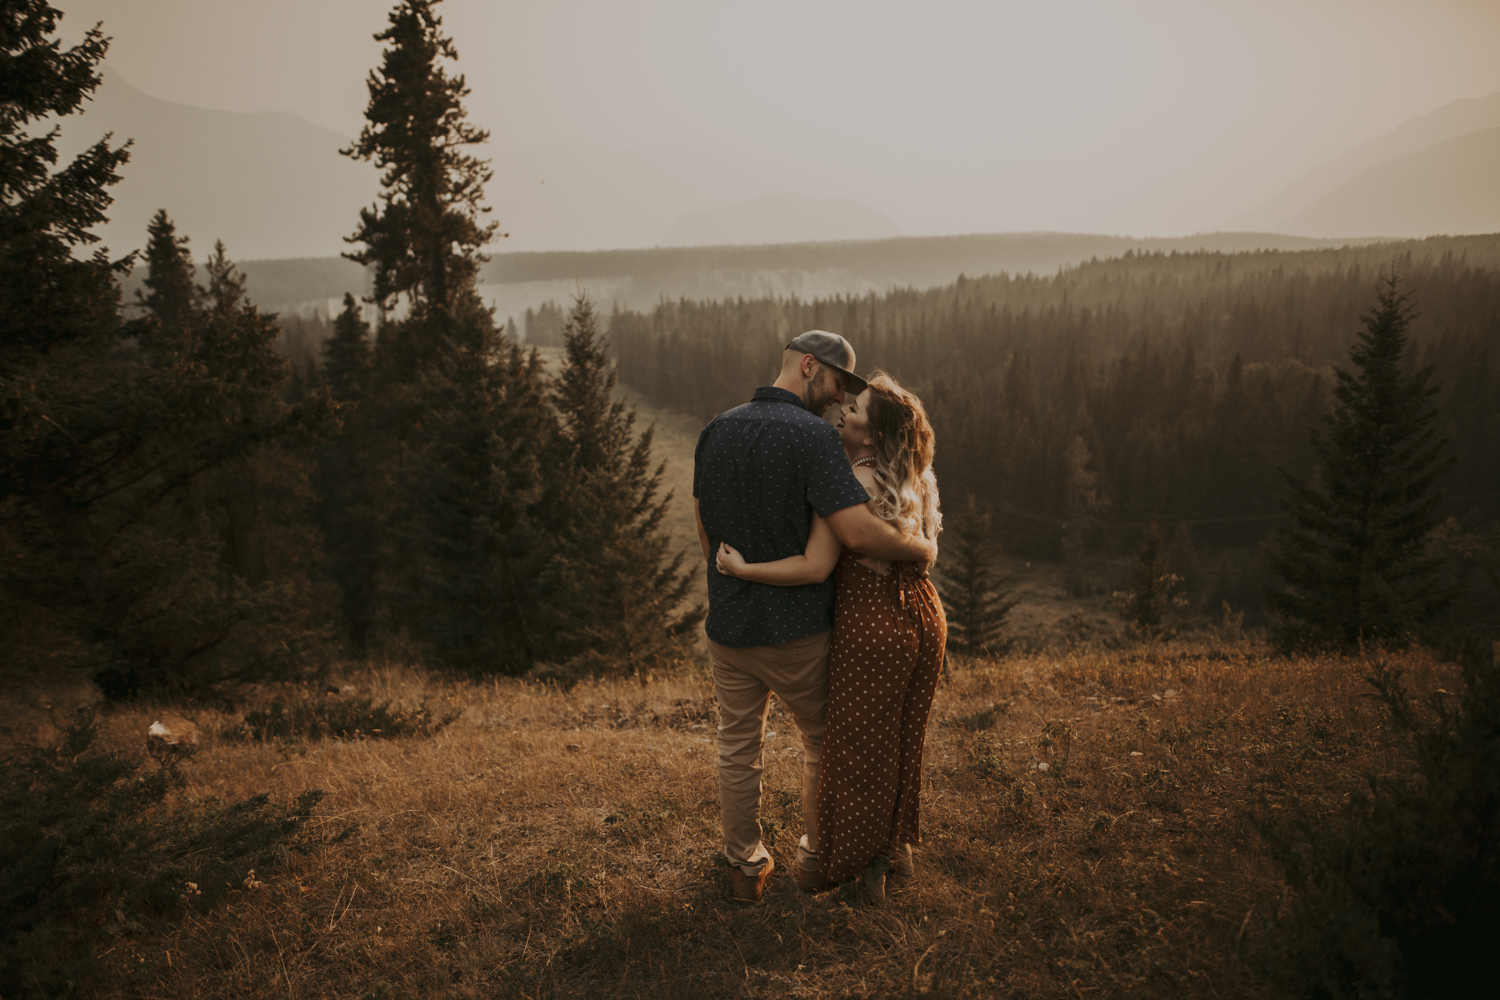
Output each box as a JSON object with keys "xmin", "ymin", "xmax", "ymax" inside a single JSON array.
[{"xmin": 694, "ymin": 386, "xmax": 872, "ymax": 648}]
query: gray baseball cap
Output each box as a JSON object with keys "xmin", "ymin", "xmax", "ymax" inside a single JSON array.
[{"xmin": 785, "ymin": 329, "xmax": 867, "ymax": 394}]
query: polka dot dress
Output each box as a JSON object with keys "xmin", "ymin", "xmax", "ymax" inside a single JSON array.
[{"xmin": 817, "ymin": 548, "xmax": 948, "ymax": 885}]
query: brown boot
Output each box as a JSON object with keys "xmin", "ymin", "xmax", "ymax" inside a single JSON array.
[
  {"xmin": 797, "ymin": 863, "xmax": 832, "ymax": 894},
  {"xmin": 862, "ymin": 865, "xmax": 886, "ymax": 905},
  {"xmin": 888, "ymin": 843, "xmax": 914, "ymax": 878},
  {"xmin": 730, "ymin": 856, "xmax": 774, "ymax": 904}
]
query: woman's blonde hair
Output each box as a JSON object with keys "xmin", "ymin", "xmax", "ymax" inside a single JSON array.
[{"xmin": 863, "ymin": 372, "xmax": 941, "ymax": 549}]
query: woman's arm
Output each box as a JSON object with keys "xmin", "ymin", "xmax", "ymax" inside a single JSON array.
[{"xmin": 715, "ymin": 513, "xmax": 841, "ymax": 586}]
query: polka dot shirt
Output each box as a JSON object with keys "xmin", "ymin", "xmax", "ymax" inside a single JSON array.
[{"xmin": 694, "ymin": 386, "xmax": 871, "ymax": 648}]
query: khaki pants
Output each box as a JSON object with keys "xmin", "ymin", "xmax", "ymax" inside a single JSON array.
[{"xmin": 708, "ymin": 630, "xmax": 829, "ymax": 875}]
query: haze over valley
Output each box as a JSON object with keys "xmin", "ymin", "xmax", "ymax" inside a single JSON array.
[
  {"xmin": 59, "ymin": 0, "xmax": 1500, "ymax": 277},
  {"xmin": 75, "ymin": 55, "xmax": 1500, "ymax": 322}
]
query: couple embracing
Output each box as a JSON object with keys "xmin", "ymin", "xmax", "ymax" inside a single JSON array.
[{"xmin": 693, "ymin": 330, "xmax": 946, "ymax": 904}]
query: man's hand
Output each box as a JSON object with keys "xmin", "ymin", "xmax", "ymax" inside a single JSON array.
[{"xmin": 824, "ymin": 503, "xmax": 934, "ymax": 566}]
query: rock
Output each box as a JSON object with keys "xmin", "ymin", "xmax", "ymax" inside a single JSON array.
[
  {"xmin": 148, "ymin": 717, "xmax": 199, "ymax": 745},
  {"xmin": 147, "ymin": 717, "xmax": 200, "ymax": 764}
]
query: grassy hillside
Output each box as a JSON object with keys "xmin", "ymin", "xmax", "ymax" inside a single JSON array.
[{"xmin": 4, "ymin": 642, "xmax": 1455, "ymax": 998}]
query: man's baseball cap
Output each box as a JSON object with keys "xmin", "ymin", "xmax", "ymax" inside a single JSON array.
[{"xmin": 785, "ymin": 330, "xmax": 867, "ymax": 395}]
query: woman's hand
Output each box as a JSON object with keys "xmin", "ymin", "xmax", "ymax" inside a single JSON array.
[{"xmin": 716, "ymin": 541, "xmax": 749, "ymax": 578}]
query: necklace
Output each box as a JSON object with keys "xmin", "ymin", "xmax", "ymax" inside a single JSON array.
[{"xmin": 851, "ymin": 456, "xmax": 877, "ymax": 469}]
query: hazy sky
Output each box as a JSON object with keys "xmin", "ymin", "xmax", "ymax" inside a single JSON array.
[{"xmin": 60, "ymin": 0, "xmax": 1500, "ymax": 241}]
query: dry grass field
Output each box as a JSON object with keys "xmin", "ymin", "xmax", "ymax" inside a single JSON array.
[{"xmin": 5, "ymin": 638, "xmax": 1456, "ymax": 999}]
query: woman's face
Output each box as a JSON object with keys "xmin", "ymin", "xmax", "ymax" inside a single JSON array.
[{"xmin": 836, "ymin": 388, "xmax": 875, "ymax": 453}]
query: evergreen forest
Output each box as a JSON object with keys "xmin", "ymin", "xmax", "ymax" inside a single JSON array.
[
  {"xmin": 0, "ymin": 0, "xmax": 700, "ymax": 702},
  {"xmin": 609, "ymin": 241, "xmax": 1500, "ymax": 593}
]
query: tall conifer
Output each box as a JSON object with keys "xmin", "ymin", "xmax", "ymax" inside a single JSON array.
[
  {"xmin": 137, "ymin": 209, "xmax": 197, "ymax": 340},
  {"xmin": 315, "ymin": 295, "xmax": 379, "ymax": 648},
  {"xmin": 1, "ymin": 6, "xmax": 331, "ymax": 697},
  {"xmin": 387, "ymin": 323, "xmax": 554, "ymax": 671},
  {"xmin": 341, "ymin": 0, "xmax": 497, "ymax": 364},
  {"xmin": 1268, "ymin": 278, "xmax": 1455, "ymax": 649},
  {"xmin": 0, "ymin": 2, "xmax": 130, "ymax": 354},
  {"xmin": 541, "ymin": 297, "xmax": 703, "ymax": 672},
  {"xmin": 342, "ymin": 1, "xmax": 561, "ymax": 670}
]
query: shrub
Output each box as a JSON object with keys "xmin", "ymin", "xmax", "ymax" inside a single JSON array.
[
  {"xmin": 227, "ymin": 693, "xmax": 459, "ymax": 742},
  {"xmin": 1264, "ymin": 638, "xmax": 1500, "ymax": 998},
  {"xmin": 0, "ymin": 712, "xmax": 322, "ymax": 997}
]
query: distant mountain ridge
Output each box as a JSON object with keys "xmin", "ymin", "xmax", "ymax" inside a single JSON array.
[
  {"xmin": 661, "ymin": 192, "xmax": 900, "ymax": 246},
  {"xmin": 56, "ymin": 66, "xmax": 379, "ymax": 260},
  {"xmin": 199, "ymin": 230, "xmax": 1394, "ymax": 318},
  {"xmin": 1229, "ymin": 91, "xmax": 1500, "ymax": 234},
  {"xmin": 487, "ymin": 142, "xmax": 794, "ymax": 251},
  {"xmin": 1281, "ymin": 127, "xmax": 1500, "ymax": 238}
]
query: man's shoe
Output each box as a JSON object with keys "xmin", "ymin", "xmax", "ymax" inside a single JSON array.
[
  {"xmin": 889, "ymin": 843, "xmax": 914, "ymax": 878},
  {"xmin": 730, "ymin": 855, "xmax": 774, "ymax": 904},
  {"xmin": 862, "ymin": 866, "xmax": 886, "ymax": 905}
]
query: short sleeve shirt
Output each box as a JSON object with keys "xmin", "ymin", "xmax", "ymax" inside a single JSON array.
[{"xmin": 693, "ymin": 386, "xmax": 871, "ymax": 648}]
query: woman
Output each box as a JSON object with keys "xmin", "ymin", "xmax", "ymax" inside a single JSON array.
[{"xmin": 716, "ymin": 372, "xmax": 946, "ymax": 902}]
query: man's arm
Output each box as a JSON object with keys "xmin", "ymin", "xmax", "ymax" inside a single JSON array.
[
  {"xmin": 694, "ymin": 497, "xmax": 712, "ymax": 565},
  {"xmin": 824, "ymin": 502, "xmax": 935, "ymax": 566}
]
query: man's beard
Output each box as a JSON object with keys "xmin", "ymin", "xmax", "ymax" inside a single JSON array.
[{"xmin": 803, "ymin": 367, "xmax": 840, "ymax": 416}]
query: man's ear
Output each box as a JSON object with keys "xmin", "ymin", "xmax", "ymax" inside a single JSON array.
[{"xmin": 800, "ymin": 354, "xmax": 819, "ymax": 379}]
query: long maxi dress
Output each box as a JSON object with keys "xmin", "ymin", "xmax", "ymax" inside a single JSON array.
[{"xmin": 817, "ymin": 547, "xmax": 948, "ymax": 885}]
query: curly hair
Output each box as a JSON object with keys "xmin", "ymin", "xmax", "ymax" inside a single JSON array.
[{"xmin": 862, "ymin": 372, "xmax": 942, "ymax": 551}]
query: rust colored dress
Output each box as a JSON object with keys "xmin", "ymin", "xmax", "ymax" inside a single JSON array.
[{"xmin": 817, "ymin": 548, "xmax": 948, "ymax": 885}]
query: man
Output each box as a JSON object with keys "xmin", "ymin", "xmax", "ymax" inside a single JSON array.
[{"xmin": 693, "ymin": 330, "xmax": 937, "ymax": 903}]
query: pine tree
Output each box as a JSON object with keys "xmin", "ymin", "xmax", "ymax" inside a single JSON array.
[
  {"xmin": 1115, "ymin": 516, "xmax": 1179, "ymax": 636},
  {"xmin": 341, "ymin": 0, "xmax": 498, "ymax": 365},
  {"xmin": 0, "ymin": 2, "xmax": 131, "ymax": 354},
  {"xmin": 136, "ymin": 208, "xmax": 197, "ymax": 352},
  {"xmin": 321, "ymin": 294, "xmax": 373, "ymax": 404},
  {"xmin": 540, "ymin": 296, "xmax": 703, "ymax": 674},
  {"xmin": 1268, "ymin": 278, "xmax": 1456, "ymax": 650},
  {"xmin": 386, "ymin": 320, "xmax": 555, "ymax": 672},
  {"xmin": 0, "ymin": 9, "xmax": 334, "ymax": 697},
  {"xmin": 937, "ymin": 494, "xmax": 1018, "ymax": 655},
  {"xmin": 314, "ymin": 294, "xmax": 379, "ymax": 648},
  {"xmin": 337, "ymin": 0, "xmax": 558, "ymax": 670}
]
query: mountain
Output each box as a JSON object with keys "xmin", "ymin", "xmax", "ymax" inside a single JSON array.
[
  {"xmin": 56, "ymin": 66, "xmax": 806, "ymax": 256},
  {"xmin": 55, "ymin": 66, "xmax": 378, "ymax": 260},
  {"xmin": 487, "ymin": 143, "xmax": 794, "ymax": 251},
  {"xmin": 660, "ymin": 193, "xmax": 900, "ymax": 247},
  {"xmin": 1228, "ymin": 92, "xmax": 1500, "ymax": 232},
  {"xmin": 1278, "ymin": 127, "xmax": 1500, "ymax": 238}
]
